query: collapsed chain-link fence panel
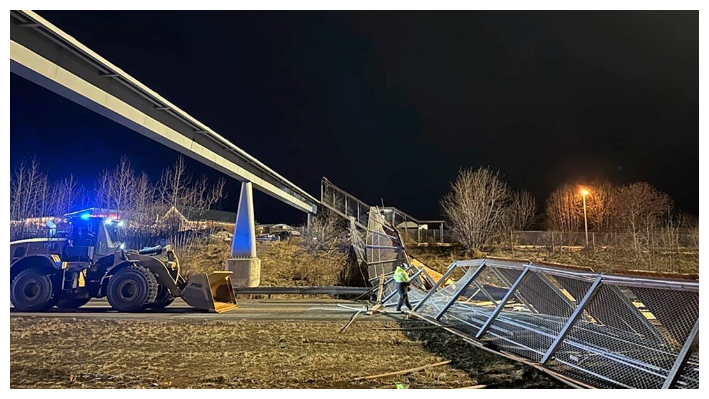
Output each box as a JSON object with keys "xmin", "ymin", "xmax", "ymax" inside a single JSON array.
[{"xmin": 402, "ymin": 258, "xmax": 699, "ymax": 389}]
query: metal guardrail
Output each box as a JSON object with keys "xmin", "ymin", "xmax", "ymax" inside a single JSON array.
[
  {"xmin": 232, "ymin": 286, "xmax": 371, "ymax": 297},
  {"xmin": 377, "ymin": 258, "xmax": 700, "ymax": 389}
]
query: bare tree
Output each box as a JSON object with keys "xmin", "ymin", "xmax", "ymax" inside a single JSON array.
[
  {"xmin": 304, "ymin": 208, "xmax": 348, "ymax": 249},
  {"xmin": 48, "ymin": 174, "xmax": 82, "ymax": 217},
  {"xmin": 506, "ymin": 190, "xmax": 537, "ymax": 231},
  {"xmin": 93, "ymin": 168, "xmax": 111, "ymax": 209},
  {"xmin": 157, "ymin": 155, "xmax": 191, "ymax": 210},
  {"xmin": 109, "ymin": 156, "xmax": 137, "ymax": 213},
  {"xmin": 545, "ymin": 183, "xmax": 582, "ymax": 232},
  {"xmin": 10, "ymin": 157, "xmax": 49, "ymax": 220},
  {"xmin": 440, "ymin": 166, "xmax": 512, "ymax": 250},
  {"xmin": 614, "ymin": 182, "xmax": 672, "ymax": 258},
  {"xmin": 129, "ymin": 172, "xmax": 157, "ymax": 225},
  {"xmin": 92, "ymin": 156, "xmax": 137, "ymax": 214},
  {"xmin": 190, "ymin": 175, "xmax": 226, "ymax": 213},
  {"xmin": 585, "ymin": 180, "xmax": 615, "ymax": 232}
]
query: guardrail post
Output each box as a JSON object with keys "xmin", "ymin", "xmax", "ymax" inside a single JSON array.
[
  {"xmin": 662, "ymin": 319, "xmax": 699, "ymax": 389},
  {"xmin": 434, "ymin": 260, "xmax": 487, "ymax": 320},
  {"xmin": 413, "ymin": 261, "xmax": 459, "ymax": 311},
  {"xmin": 540, "ymin": 276, "xmax": 602, "ymax": 364},
  {"xmin": 475, "ymin": 267, "xmax": 530, "ymax": 339}
]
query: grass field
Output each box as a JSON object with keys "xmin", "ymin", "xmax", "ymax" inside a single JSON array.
[
  {"xmin": 408, "ymin": 244, "xmax": 699, "ymax": 275},
  {"xmin": 10, "ymin": 317, "xmax": 565, "ymax": 389}
]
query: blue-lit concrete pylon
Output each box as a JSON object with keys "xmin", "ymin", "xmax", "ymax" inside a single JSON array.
[{"xmin": 226, "ymin": 182, "xmax": 261, "ymax": 287}]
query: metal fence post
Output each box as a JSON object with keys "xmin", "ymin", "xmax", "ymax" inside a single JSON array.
[
  {"xmin": 472, "ymin": 280, "xmax": 498, "ymax": 305},
  {"xmin": 592, "ymin": 232, "xmax": 596, "ymax": 253},
  {"xmin": 490, "ymin": 265, "xmax": 536, "ymax": 313},
  {"xmin": 540, "ymin": 276, "xmax": 602, "ymax": 364},
  {"xmin": 475, "ymin": 267, "xmax": 530, "ymax": 339},
  {"xmin": 434, "ymin": 261, "xmax": 487, "ymax": 320},
  {"xmin": 413, "ymin": 261, "xmax": 459, "ymax": 311},
  {"xmin": 662, "ymin": 319, "xmax": 699, "ymax": 389}
]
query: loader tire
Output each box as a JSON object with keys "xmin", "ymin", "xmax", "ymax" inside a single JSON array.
[
  {"xmin": 107, "ymin": 265, "xmax": 158, "ymax": 312},
  {"xmin": 56, "ymin": 297, "xmax": 91, "ymax": 309},
  {"xmin": 11, "ymin": 268, "xmax": 60, "ymax": 312},
  {"xmin": 147, "ymin": 284, "xmax": 175, "ymax": 309}
]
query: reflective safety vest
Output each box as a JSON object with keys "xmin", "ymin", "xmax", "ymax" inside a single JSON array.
[{"xmin": 393, "ymin": 266, "xmax": 410, "ymax": 283}]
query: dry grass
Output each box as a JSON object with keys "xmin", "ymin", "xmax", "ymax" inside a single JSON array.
[
  {"xmin": 10, "ymin": 317, "xmax": 564, "ymax": 389},
  {"xmin": 178, "ymin": 238, "xmax": 231, "ymax": 278},
  {"xmin": 259, "ymin": 241, "xmax": 351, "ymax": 286},
  {"xmin": 178, "ymin": 238, "xmax": 356, "ymax": 287},
  {"xmin": 408, "ymin": 245, "xmax": 699, "ymax": 275}
]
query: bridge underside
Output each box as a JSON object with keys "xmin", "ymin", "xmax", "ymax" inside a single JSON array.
[{"xmin": 10, "ymin": 10, "xmax": 318, "ymax": 215}]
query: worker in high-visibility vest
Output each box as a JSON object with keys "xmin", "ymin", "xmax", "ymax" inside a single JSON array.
[{"xmin": 393, "ymin": 264, "xmax": 412, "ymax": 312}]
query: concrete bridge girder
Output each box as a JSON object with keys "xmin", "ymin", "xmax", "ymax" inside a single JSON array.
[
  {"xmin": 10, "ymin": 10, "xmax": 327, "ymax": 288},
  {"xmin": 9, "ymin": 10, "xmax": 318, "ymax": 215}
]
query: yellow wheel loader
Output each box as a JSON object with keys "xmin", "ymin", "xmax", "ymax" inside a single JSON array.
[{"xmin": 9, "ymin": 211, "xmax": 237, "ymax": 313}]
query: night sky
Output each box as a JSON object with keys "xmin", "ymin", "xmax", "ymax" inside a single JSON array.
[{"xmin": 10, "ymin": 11, "xmax": 699, "ymax": 224}]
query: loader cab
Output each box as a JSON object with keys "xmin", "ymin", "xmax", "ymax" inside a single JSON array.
[{"xmin": 64, "ymin": 213, "xmax": 121, "ymax": 262}]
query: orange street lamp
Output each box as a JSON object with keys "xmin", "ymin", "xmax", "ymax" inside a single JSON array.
[{"xmin": 581, "ymin": 189, "xmax": 590, "ymax": 247}]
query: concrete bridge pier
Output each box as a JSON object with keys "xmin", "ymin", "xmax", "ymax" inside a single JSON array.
[{"xmin": 226, "ymin": 181, "xmax": 261, "ymax": 287}]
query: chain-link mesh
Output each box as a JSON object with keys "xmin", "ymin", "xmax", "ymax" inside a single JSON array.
[
  {"xmin": 482, "ymin": 272, "xmax": 577, "ymax": 362},
  {"xmin": 405, "ymin": 259, "xmax": 699, "ymax": 389},
  {"xmin": 677, "ymin": 345, "xmax": 699, "ymax": 389},
  {"xmin": 544, "ymin": 281, "xmax": 699, "ymax": 389}
]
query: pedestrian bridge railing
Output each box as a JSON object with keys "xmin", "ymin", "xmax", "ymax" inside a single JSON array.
[{"xmin": 377, "ymin": 258, "xmax": 699, "ymax": 389}]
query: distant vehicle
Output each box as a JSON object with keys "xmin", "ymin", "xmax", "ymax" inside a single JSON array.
[{"xmin": 256, "ymin": 233, "xmax": 277, "ymax": 242}]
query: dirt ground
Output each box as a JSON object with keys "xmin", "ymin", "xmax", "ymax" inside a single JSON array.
[{"xmin": 10, "ymin": 317, "xmax": 565, "ymax": 389}]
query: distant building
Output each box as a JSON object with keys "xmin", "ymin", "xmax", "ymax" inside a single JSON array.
[{"xmin": 158, "ymin": 206, "xmax": 236, "ymax": 231}]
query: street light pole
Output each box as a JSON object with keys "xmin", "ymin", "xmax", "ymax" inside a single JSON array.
[{"xmin": 581, "ymin": 189, "xmax": 589, "ymax": 248}]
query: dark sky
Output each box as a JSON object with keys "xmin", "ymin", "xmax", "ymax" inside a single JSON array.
[{"xmin": 10, "ymin": 11, "xmax": 699, "ymax": 224}]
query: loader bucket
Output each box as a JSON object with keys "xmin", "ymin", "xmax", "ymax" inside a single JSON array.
[{"xmin": 182, "ymin": 271, "xmax": 238, "ymax": 313}]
